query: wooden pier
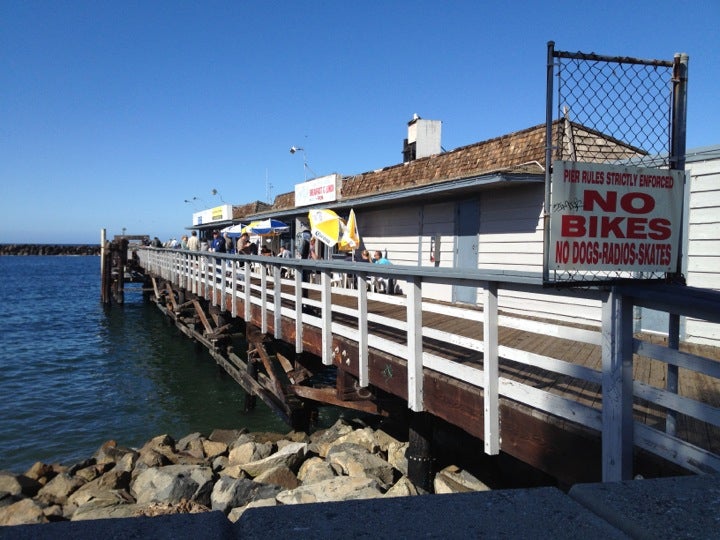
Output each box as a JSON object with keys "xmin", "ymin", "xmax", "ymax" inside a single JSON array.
[{"xmin": 133, "ymin": 247, "xmax": 720, "ymax": 488}]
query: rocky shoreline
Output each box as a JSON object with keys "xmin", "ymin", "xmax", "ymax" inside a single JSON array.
[
  {"xmin": 0, "ymin": 419, "xmax": 490, "ymax": 527},
  {"xmin": 0, "ymin": 244, "xmax": 101, "ymax": 256}
]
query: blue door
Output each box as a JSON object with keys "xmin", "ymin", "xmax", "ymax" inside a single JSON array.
[{"xmin": 454, "ymin": 200, "xmax": 479, "ymax": 304}]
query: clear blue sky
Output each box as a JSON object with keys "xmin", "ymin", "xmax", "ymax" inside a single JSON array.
[{"xmin": 1, "ymin": 1, "xmax": 718, "ymax": 244}]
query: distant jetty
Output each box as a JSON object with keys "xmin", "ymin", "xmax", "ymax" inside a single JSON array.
[{"xmin": 0, "ymin": 244, "xmax": 101, "ymax": 256}]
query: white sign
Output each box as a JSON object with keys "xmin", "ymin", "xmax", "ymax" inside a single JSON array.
[
  {"xmin": 295, "ymin": 174, "xmax": 340, "ymax": 207},
  {"xmin": 549, "ymin": 161, "xmax": 684, "ymax": 272},
  {"xmin": 192, "ymin": 204, "xmax": 233, "ymax": 226}
]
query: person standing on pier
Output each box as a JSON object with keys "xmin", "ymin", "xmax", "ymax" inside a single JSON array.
[
  {"xmin": 210, "ymin": 230, "xmax": 226, "ymax": 253},
  {"xmin": 187, "ymin": 231, "xmax": 199, "ymax": 251}
]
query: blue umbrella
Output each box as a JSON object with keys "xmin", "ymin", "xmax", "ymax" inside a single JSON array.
[
  {"xmin": 220, "ymin": 223, "xmax": 246, "ymax": 237},
  {"xmin": 241, "ymin": 218, "xmax": 290, "ymax": 236}
]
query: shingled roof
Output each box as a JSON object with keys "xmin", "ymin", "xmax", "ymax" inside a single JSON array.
[
  {"xmin": 232, "ymin": 200, "xmax": 272, "ymax": 220},
  {"xmin": 340, "ymin": 120, "xmax": 646, "ymax": 200},
  {"xmin": 256, "ymin": 120, "xmax": 646, "ymax": 215}
]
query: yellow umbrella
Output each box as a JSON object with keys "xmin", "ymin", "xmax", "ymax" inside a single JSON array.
[
  {"xmin": 338, "ymin": 209, "xmax": 360, "ymax": 251},
  {"xmin": 308, "ymin": 209, "xmax": 344, "ymax": 247}
]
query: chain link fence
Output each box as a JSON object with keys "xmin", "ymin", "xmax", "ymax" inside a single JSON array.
[{"xmin": 544, "ymin": 42, "xmax": 687, "ymax": 286}]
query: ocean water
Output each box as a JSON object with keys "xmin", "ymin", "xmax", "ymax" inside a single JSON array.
[{"xmin": 0, "ymin": 255, "xmax": 288, "ymax": 473}]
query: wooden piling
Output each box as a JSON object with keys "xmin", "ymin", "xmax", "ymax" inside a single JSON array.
[{"xmin": 407, "ymin": 411, "xmax": 435, "ymax": 492}]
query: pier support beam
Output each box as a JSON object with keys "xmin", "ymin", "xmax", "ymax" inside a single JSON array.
[
  {"xmin": 244, "ymin": 359, "xmax": 258, "ymax": 412},
  {"xmin": 406, "ymin": 411, "xmax": 435, "ymax": 492}
]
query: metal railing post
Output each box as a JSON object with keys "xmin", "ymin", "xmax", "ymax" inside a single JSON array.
[{"xmin": 601, "ymin": 287, "xmax": 634, "ymax": 481}]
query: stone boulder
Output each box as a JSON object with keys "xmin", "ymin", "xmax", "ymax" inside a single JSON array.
[
  {"xmin": 131, "ymin": 465, "xmax": 215, "ymax": 507},
  {"xmin": 227, "ymin": 497, "xmax": 276, "ymax": 523},
  {"xmin": 210, "ymin": 476, "xmax": 281, "ymax": 515},
  {"xmin": 0, "ymin": 497, "xmax": 47, "ymax": 526},
  {"xmin": 297, "ymin": 456, "xmax": 336, "ymax": 485},
  {"xmin": 227, "ymin": 441, "xmax": 273, "ymax": 467},
  {"xmin": 326, "ymin": 426, "xmax": 380, "ymax": 454},
  {"xmin": 0, "ymin": 471, "xmax": 41, "ymax": 498},
  {"xmin": 384, "ymin": 476, "xmax": 422, "ymax": 497},
  {"xmin": 325, "ymin": 443, "xmax": 395, "ymax": 488},
  {"xmin": 177, "ymin": 433, "xmax": 205, "ymax": 460},
  {"xmin": 308, "ymin": 419, "xmax": 355, "ymax": 458},
  {"xmin": 138, "ymin": 434, "xmax": 178, "ymax": 464},
  {"xmin": 387, "ymin": 440, "xmax": 409, "ymax": 476},
  {"xmin": 66, "ymin": 469, "xmax": 131, "ymax": 510},
  {"xmin": 433, "ymin": 465, "xmax": 490, "ymax": 494},
  {"xmin": 240, "ymin": 442, "xmax": 307, "ymax": 478},
  {"xmin": 94, "ymin": 440, "xmax": 136, "ymax": 465},
  {"xmin": 202, "ymin": 440, "xmax": 228, "ymax": 460},
  {"xmin": 23, "ymin": 462, "xmax": 60, "ymax": 486},
  {"xmin": 253, "ymin": 465, "xmax": 298, "ymax": 490},
  {"xmin": 276, "ymin": 476, "xmax": 383, "ymax": 505},
  {"xmin": 36, "ymin": 472, "xmax": 85, "ymax": 505},
  {"xmin": 208, "ymin": 428, "xmax": 248, "ymax": 446}
]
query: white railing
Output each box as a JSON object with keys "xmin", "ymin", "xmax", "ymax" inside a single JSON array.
[{"xmin": 137, "ymin": 247, "xmax": 720, "ymax": 481}]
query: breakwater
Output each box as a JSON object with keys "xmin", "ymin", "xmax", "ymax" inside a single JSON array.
[
  {"xmin": 0, "ymin": 244, "xmax": 101, "ymax": 256},
  {"xmin": 0, "ymin": 419, "xmax": 492, "ymax": 527}
]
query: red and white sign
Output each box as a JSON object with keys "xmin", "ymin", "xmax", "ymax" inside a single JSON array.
[
  {"xmin": 549, "ymin": 161, "xmax": 684, "ymax": 272},
  {"xmin": 295, "ymin": 174, "xmax": 340, "ymax": 207}
]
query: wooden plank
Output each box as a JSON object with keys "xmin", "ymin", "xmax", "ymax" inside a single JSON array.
[
  {"xmin": 251, "ymin": 340, "xmax": 285, "ymax": 400},
  {"xmin": 289, "ymin": 385, "xmax": 384, "ymax": 415},
  {"xmin": 192, "ymin": 299, "xmax": 214, "ymax": 335},
  {"xmin": 275, "ymin": 352, "xmax": 294, "ymax": 374}
]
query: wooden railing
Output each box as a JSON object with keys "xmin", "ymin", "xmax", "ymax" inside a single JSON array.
[{"xmin": 137, "ymin": 247, "xmax": 720, "ymax": 481}]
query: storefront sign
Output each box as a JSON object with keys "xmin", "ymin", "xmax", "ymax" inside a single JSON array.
[
  {"xmin": 295, "ymin": 174, "xmax": 340, "ymax": 207},
  {"xmin": 192, "ymin": 204, "xmax": 232, "ymax": 226},
  {"xmin": 549, "ymin": 161, "xmax": 684, "ymax": 272}
]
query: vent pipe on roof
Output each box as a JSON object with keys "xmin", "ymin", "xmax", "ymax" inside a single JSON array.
[{"xmin": 403, "ymin": 114, "xmax": 442, "ymax": 162}]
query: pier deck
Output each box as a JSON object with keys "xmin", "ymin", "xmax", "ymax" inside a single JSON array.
[{"xmin": 135, "ymin": 248, "xmax": 720, "ymax": 485}]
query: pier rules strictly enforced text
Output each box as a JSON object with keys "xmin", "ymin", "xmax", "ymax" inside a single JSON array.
[{"xmin": 549, "ymin": 161, "xmax": 684, "ymax": 273}]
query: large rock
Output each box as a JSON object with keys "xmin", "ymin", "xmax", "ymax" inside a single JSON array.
[
  {"xmin": 387, "ymin": 440, "xmax": 409, "ymax": 476},
  {"xmin": 326, "ymin": 443, "xmax": 395, "ymax": 488},
  {"xmin": 253, "ymin": 465, "xmax": 298, "ymax": 490},
  {"xmin": 115, "ymin": 450, "xmax": 139, "ymax": 473},
  {"xmin": 36, "ymin": 472, "xmax": 85, "ymax": 505},
  {"xmin": 0, "ymin": 498, "xmax": 47, "ymax": 526},
  {"xmin": 71, "ymin": 498, "xmax": 139, "ymax": 521},
  {"xmin": 131, "ymin": 465, "xmax": 215, "ymax": 506},
  {"xmin": 276, "ymin": 476, "xmax": 383, "ymax": 505},
  {"xmin": 74, "ymin": 462, "xmax": 114, "ymax": 482},
  {"xmin": 178, "ymin": 434, "xmax": 206, "ymax": 460},
  {"xmin": 68, "ymin": 489, "xmax": 135, "ymax": 521},
  {"xmin": 227, "ymin": 497, "xmax": 276, "ymax": 523},
  {"xmin": 309, "ymin": 419, "xmax": 355, "ymax": 458},
  {"xmin": 241, "ymin": 442, "xmax": 307, "ymax": 478},
  {"xmin": 138, "ymin": 434, "xmax": 178, "ymax": 464},
  {"xmin": 297, "ymin": 456, "xmax": 336, "ymax": 485},
  {"xmin": 373, "ymin": 429, "xmax": 404, "ymax": 452},
  {"xmin": 66, "ymin": 469, "xmax": 131, "ymax": 508},
  {"xmin": 0, "ymin": 471, "xmax": 41, "ymax": 498},
  {"xmin": 23, "ymin": 462, "xmax": 60, "ymax": 486},
  {"xmin": 384, "ymin": 476, "xmax": 421, "ymax": 497},
  {"xmin": 210, "ymin": 476, "xmax": 281, "ymax": 515},
  {"xmin": 326, "ymin": 426, "xmax": 380, "ymax": 454},
  {"xmin": 433, "ymin": 465, "xmax": 490, "ymax": 494},
  {"xmin": 94, "ymin": 439, "xmax": 136, "ymax": 465},
  {"xmin": 202, "ymin": 440, "xmax": 228, "ymax": 460},
  {"xmin": 209, "ymin": 428, "xmax": 248, "ymax": 446},
  {"xmin": 227, "ymin": 441, "xmax": 273, "ymax": 466}
]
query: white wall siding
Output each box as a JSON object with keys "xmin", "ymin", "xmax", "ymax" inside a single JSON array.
[
  {"xmin": 419, "ymin": 202, "xmax": 455, "ymax": 300},
  {"xmin": 478, "ymin": 185, "xmax": 545, "ymax": 274},
  {"xmin": 685, "ymin": 157, "xmax": 720, "ymax": 344}
]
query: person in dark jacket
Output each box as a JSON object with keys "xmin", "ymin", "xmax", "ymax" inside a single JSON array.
[{"xmin": 210, "ymin": 231, "xmax": 226, "ymax": 253}]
